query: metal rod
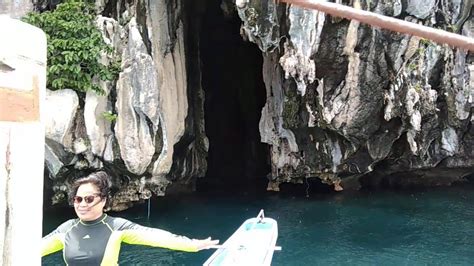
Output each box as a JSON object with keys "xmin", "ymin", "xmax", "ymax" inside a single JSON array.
[
  {"xmin": 209, "ymin": 245, "xmax": 282, "ymax": 251},
  {"xmin": 147, "ymin": 198, "xmax": 151, "ymax": 220},
  {"xmin": 278, "ymin": 0, "xmax": 474, "ymax": 51}
]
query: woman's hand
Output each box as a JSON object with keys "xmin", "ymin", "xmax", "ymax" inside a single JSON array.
[{"xmin": 193, "ymin": 237, "xmax": 219, "ymax": 250}]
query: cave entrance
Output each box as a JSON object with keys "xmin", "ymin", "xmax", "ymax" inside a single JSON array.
[{"xmin": 198, "ymin": 1, "xmax": 270, "ymax": 190}]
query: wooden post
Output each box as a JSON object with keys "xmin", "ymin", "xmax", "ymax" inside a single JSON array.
[
  {"xmin": 279, "ymin": 0, "xmax": 474, "ymax": 51},
  {"xmin": 0, "ymin": 16, "xmax": 47, "ymax": 265}
]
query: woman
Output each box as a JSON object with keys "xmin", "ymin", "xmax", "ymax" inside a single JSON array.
[{"xmin": 42, "ymin": 171, "xmax": 219, "ymax": 265}]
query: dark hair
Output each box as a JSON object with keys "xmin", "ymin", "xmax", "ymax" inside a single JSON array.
[{"xmin": 70, "ymin": 171, "xmax": 111, "ymax": 207}]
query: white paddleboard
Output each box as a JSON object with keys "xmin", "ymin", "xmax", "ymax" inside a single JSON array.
[{"xmin": 203, "ymin": 210, "xmax": 279, "ymax": 266}]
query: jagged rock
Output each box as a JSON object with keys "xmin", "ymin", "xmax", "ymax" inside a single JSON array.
[
  {"xmin": 96, "ymin": 16, "xmax": 124, "ymax": 56},
  {"xmin": 44, "ymin": 144, "xmax": 63, "ymax": 177},
  {"xmin": 84, "ymin": 89, "xmax": 114, "ymax": 160},
  {"xmin": 147, "ymin": 1, "xmax": 189, "ymax": 178},
  {"xmin": 279, "ymin": 6, "xmax": 324, "ymax": 95},
  {"xmin": 441, "ymin": 127, "xmax": 459, "ymax": 156},
  {"xmin": 236, "ymin": 0, "xmax": 280, "ymax": 51},
  {"xmin": 40, "ymin": 1, "xmax": 209, "ymax": 209},
  {"xmin": 450, "ymin": 24, "xmax": 473, "ymax": 121},
  {"xmin": 260, "ymin": 52, "xmax": 302, "ymax": 180},
  {"xmin": 115, "ymin": 17, "xmax": 158, "ymax": 175},
  {"xmin": 95, "ymin": 0, "xmax": 109, "ymax": 14},
  {"xmin": 36, "ymin": 0, "xmax": 473, "ymax": 209},
  {"xmin": 73, "ymin": 138, "xmax": 88, "ymax": 154},
  {"xmin": 95, "ymin": 16, "xmax": 123, "ymax": 163},
  {"xmin": 405, "ymin": 0, "xmax": 437, "ymax": 19},
  {"xmin": 241, "ymin": 0, "xmax": 473, "ymax": 188},
  {"xmin": 108, "ymin": 177, "xmax": 155, "ymax": 211},
  {"xmin": 0, "ymin": 0, "xmax": 33, "ymax": 18},
  {"xmin": 74, "ymin": 159, "xmax": 89, "ymax": 170},
  {"xmin": 44, "ymin": 90, "xmax": 79, "ymax": 179},
  {"xmin": 44, "ymin": 137, "xmax": 77, "ymax": 179},
  {"xmin": 44, "ymin": 89, "xmax": 79, "ymax": 151}
]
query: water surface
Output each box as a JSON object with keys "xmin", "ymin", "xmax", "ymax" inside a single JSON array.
[{"xmin": 43, "ymin": 184, "xmax": 474, "ymax": 265}]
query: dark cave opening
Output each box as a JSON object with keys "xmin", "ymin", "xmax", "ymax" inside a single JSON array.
[{"xmin": 198, "ymin": 1, "xmax": 270, "ymax": 190}]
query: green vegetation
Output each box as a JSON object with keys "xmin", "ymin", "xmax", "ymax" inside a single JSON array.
[
  {"xmin": 102, "ymin": 111, "xmax": 118, "ymax": 122},
  {"xmin": 413, "ymin": 83, "xmax": 422, "ymax": 93},
  {"xmin": 408, "ymin": 62, "xmax": 418, "ymax": 71},
  {"xmin": 22, "ymin": 0, "xmax": 119, "ymax": 94},
  {"xmin": 282, "ymin": 88, "xmax": 300, "ymax": 128},
  {"xmin": 419, "ymin": 38, "xmax": 432, "ymax": 46}
]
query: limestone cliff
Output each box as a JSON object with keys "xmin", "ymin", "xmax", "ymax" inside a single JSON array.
[
  {"xmin": 40, "ymin": 0, "xmax": 209, "ymax": 210},
  {"xmin": 2, "ymin": 0, "xmax": 472, "ymax": 210},
  {"xmin": 238, "ymin": 0, "xmax": 473, "ymax": 190}
]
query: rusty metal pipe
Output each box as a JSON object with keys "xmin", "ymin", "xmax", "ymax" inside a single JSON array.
[{"xmin": 278, "ymin": 0, "xmax": 474, "ymax": 51}]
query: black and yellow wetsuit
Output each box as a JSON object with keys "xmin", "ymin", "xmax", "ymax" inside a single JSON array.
[{"xmin": 41, "ymin": 214, "xmax": 198, "ymax": 265}]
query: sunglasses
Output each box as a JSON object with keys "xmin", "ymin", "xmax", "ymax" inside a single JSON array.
[{"xmin": 73, "ymin": 194, "xmax": 101, "ymax": 204}]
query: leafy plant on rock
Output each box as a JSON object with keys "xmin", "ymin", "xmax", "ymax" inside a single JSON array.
[
  {"xmin": 22, "ymin": 0, "xmax": 119, "ymax": 94},
  {"xmin": 102, "ymin": 111, "xmax": 118, "ymax": 122}
]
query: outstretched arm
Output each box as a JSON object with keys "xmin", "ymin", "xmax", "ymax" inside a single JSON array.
[
  {"xmin": 41, "ymin": 233, "xmax": 64, "ymax": 257},
  {"xmin": 116, "ymin": 219, "xmax": 219, "ymax": 252},
  {"xmin": 41, "ymin": 219, "xmax": 77, "ymax": 256}
]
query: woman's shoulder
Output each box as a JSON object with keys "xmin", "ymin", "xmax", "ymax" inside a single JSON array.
[
  {"xmin": 54, "ymin": 218, "xmax": 80, "ymax": 232},
  {"xmin": 105, "ymin": 214, "xmax": 136, "ymax": 230},
  {"xmin": 61, "ymin": 218, "xmax": 79, "ymax": 226},
  {"xmin": 105, "ymin": 214, "xmax": 128, "ymax": 223}
]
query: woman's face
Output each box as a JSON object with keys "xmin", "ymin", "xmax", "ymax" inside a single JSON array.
[{"xmin": 74, "ymin": 183, "xmax": 106, "ymax": 221}]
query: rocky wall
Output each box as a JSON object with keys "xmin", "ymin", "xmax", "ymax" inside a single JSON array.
[{"xmin": 238, "ymin": 0, "xmax": 473, "ymax": 191}]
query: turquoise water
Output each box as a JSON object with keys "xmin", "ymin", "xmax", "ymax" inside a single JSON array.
[{"xmin": 43, "ymin": 184, "xmax": 474, "ymax": 265}]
